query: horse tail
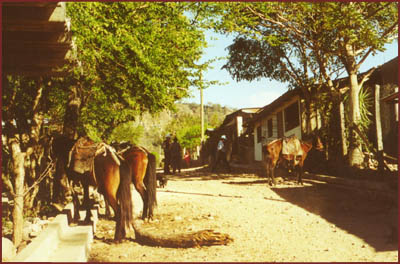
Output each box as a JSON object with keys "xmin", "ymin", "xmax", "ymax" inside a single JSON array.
[
  {"xmin": 118, "ymin": 160, "xmax": 134, "ymax": 231},
  {"xmin": 144, "ymin": 152, "xmax": 157, "ymax": 215}
]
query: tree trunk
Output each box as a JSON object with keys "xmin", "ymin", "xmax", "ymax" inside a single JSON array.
[
  {"xmin": 339, "ymin": 98, "xmax": 348, "ymax": 157},
  {"xmin": 348, "ymin": 72, "xmax": 364, "ymax": 167},
  {"xmin": 8, "ymin": 137, "xmax": 25, "ymax": 247},
  {"xmin": 24, "ymin": 78, "xmax": 45, "ymax": 214},
  {"xmin": 375, "ymin": 84, "xmax": 384, "ymax": 173},
  {"xmin": 325, "ymin": 78, "xmax": 347, "ymax": 162},
  {"xmin": 304, "ymin": 95, "xmax": 313, "ymax": 135}
]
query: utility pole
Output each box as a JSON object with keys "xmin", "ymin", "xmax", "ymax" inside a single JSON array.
[{"xmin": 200, "ymin": 72, "xmax": 204, "ymax": 143}]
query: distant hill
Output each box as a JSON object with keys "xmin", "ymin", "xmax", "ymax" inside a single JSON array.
[{"xmin": 122, "ymin": 102, "xmax": 237, "ymax": 157}]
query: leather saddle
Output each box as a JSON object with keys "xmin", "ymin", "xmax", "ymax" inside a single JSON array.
[{"xmin": 68, "ymin": 137, "xmax": 121, "ymax": 185}]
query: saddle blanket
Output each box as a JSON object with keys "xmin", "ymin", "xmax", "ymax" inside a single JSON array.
[{"xmin": 281, "ymin": 136, "xmax": 303, "ymax": 157}]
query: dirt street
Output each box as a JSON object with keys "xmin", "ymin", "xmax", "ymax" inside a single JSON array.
[{"xmin": 89, "ymin": 167, "xmax": 398, "ymax": 262}]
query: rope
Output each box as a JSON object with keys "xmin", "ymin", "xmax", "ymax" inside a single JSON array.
[{"xmin": 13, "ymin": 161, "xmax": 55, "ymax": 198}]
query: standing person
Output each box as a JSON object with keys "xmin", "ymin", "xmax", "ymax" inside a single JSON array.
[
  {"xmin": 170, "ymin": 137, "xmax": 182, "ymax": 174},
  {"xmin": 162, "ymin": 134, "xmax": 172, "ymax": 174},
  {"xmin": 212, "ymin": 135, "xmax": 231, "ymax": 173}
]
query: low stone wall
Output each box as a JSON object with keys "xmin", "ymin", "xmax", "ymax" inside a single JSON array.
[{"xmin": 10, "ymin": 203, "xmax": 95, "ymax": 262}]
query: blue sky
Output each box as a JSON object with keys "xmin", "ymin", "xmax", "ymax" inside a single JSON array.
[{"xmin": 182, "ymin": 32, "xmax": 398, "ymax": 110}]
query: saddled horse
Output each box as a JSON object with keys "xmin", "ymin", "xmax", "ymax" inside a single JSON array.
[
  {"xmin": 262, "ymin": 135, "xmax": 312, "ymax": 185},
  {"xmin": 52, "ymin": 135, "xmax": 134, "ymax": 241},
  {"xmin": 111, "ymin": 142, "xmax": 157, "ymax": 219}
]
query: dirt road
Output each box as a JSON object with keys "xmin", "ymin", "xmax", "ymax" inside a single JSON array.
[{"xmin": 89, "ymin": 167, "xmax": 398, "ymax": 262}]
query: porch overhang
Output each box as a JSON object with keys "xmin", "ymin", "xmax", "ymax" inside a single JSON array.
[{"xmin": 2, "ymin": 2, "xmax": 74, "ymax": 77}]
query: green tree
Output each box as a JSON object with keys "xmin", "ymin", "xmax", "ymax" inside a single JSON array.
[
  {"xmin": 66, "ymin": 2, "xmax": 208, "ymax": 139},
  {"xmin": 2, "ymin": 76, "xmax": 56, "ymax": 246},
  {"xmin": 214, "ymin": 2, "xmax": 398, "ymax": 167},
  {"xmin": 108, "ymin": 122, "xmax": 144, "ymax": 145}
]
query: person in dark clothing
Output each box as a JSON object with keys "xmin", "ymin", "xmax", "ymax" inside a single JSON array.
[
  {"xmin": 211, "ymin": 135, "xmax": 231, "ymax": 173},
  {"xmin": 162, "ymin": 134, "xmax": 172, "ymax": 174},
  {"xmin": 170, "ymin": 137, "xmax": 182, "ymax": 174}
]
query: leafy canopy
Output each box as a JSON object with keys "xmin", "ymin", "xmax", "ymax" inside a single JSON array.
[{"xmin": 66, "ymin": 2, "xmax": 208, "ymax": 138}]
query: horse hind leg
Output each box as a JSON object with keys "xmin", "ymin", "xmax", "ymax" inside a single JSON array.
[
  {"xmin": 134, "ymin": 182, "xmax": 149, "ymax": 219},
  {"xmin": 103, "ymin": 190, "xmax": 124, "ymax": 242},
  {"xmin": 264, "ymin": 160, "xmax": 275, "ymax": 186},
  {"xmin": 268, "ymin": 160, "xmax": 277, "ymax": 186},
  {"xmin": 69, "ymin": 180, "xmax": 81, "ymax": 222},
  {"xmin": 104, "ymin": 198, "xmax": 114, "ymax": 219},
  {"xmin": 270, "ymin": 165, "xmax": 276, "ymax": 186},
  {"xmin": 296, "ymin": 165, "xmax": 304, "ymax": 185},
  {"xmin": 82, "ymin": 182, "xmax": 92, "ymax": 224},
  {"xmin": 71, "ymin": 188, "xmax": 81, "ymax": 222}
]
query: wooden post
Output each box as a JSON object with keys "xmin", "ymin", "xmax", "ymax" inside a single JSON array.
[{"xmin": 375, "ymin": 84, "xmax": 384, "ymax": 173}]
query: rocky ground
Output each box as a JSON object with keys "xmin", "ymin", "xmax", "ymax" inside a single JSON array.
[{"xmin": 88, "ymin": 167, "xmax": 398, "ymax": 262}]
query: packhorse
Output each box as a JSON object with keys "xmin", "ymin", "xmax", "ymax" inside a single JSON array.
[
  {"xmin": 52, "ymin": 135, "xmax": 133, "ymax": 241},
  {"xmin": 111, "ymin": 141, "xmax": 157, "ymax": 220},
  {"xmin": 262, "ymin": 135, "xmax": 313, "ymax": 185}
]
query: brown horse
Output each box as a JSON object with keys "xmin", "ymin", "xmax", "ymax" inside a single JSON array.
[
  {"xmin": 112, "ymin": 142, "xmax": 157, "ymax": 220},
  {"xmin": 52, "ymin": 136, "xmax": 134, "ymax": 241},
  {"xmin": 262, "ymin": 136, "xmax": 312, "ymax": 185}
]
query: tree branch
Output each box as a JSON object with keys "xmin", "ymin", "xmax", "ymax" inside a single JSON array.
[
  {"xmin": 356, "ymin": 21, "xmax": 398, "ymax": 69},
  {"xmin": 359, "ymin": 67, "xmax": 376, "ymax": 89}
]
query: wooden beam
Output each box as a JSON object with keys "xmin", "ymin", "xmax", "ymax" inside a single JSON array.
[
  {"xmin": 3, "ymin": 3, "xmax": 66, "ymax": 23},
  {"xmin": 3, "ymin": 20, "xmax": 67, "ymax": 32},
  {"xmin": 381, "ymin": 92, "xmax": 399, "ymax": 103},
  {"xmin": 2, "ymin": 2, "xmax": 58, "ymax": 8}
]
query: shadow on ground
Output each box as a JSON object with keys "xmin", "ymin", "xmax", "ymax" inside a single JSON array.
[
  {"xmin": 161, "ymin": 165, "xmax": 259, "ymax": 182},
  {"xmin": 159, "ymin": 166, "xmax": 398, "ymax": 252},
  {"xmin": 271, "ymin": 182, "xmax": 398, "ymax": 252}
]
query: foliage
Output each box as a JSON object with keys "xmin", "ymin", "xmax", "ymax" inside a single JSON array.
[
  {"xmin": 104, "ymin": 103, "xmax": 234, "ymax": 156},
  {"xmin": 218, "ymin": 2, "xmax": 397, "ymax": 89},
  {"xmin": 211, "ymin": 2, "xmax": 397, "ymax": 165},
  {"xmin": 177, "ymin": 124, "xmax": 203, "ymax": 150},
  {"xmin": 223, "ymin": 36, "xmax": 292, "ymax": 84},
  {"xmin": 66, "ymin": 2, "xmax": 208, "ymax": 139},
  {"xmin": 108, "ymin": 122, "xmax": 144, "ymax": 145}
]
